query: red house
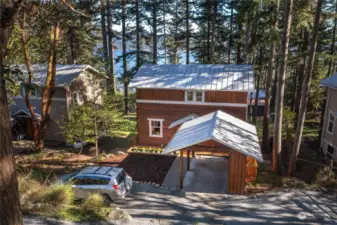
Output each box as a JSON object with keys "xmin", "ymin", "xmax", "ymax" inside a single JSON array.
[{"xmin": 129, "ymin": 64, "xmax": 262, "ymax": 194}]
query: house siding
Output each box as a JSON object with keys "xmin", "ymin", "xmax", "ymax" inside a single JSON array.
[
  {"xmin": 136, "ymin": 88, "xmax": 248, "ymax": 103},
  {"xmin": 136, "ymin": 102, "xmax": 247, "ymax": 146},
  {"xmin": 11, "ymin": 88, "xmax": 68, "ymax": 142},
  {"xmin": 321, "ymin": 88, "xmax": 337, "ymax": 162}
]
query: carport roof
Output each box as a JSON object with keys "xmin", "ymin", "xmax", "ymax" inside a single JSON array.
[{"xmin": 163, "ymin": 110, "xmax": 263, "ymax": 162}]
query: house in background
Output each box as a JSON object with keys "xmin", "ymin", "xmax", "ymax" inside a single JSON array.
[
  {"xmin": 248, "ymin": 90, "xmax": 266, "ymax": 117},
  {"xmin": 10, "ymin": 64, "xmax": 105, "ymax": 142},
  {"xmin": 129, "ymin": 64, "xmax": 263, "ymax": 194},
  {"xmin": 320, "ymin": 73, "xmax": 337, "ymax": 162}
]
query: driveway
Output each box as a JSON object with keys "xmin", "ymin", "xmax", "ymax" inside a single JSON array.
[
  {"xmin": 114, "ymin": 183, "xmax": 337, "ymax": 225},
  {"xmin": 162, "ymin": 156, "xmax": 228, "ymax": 194},
  {"xmin": 24, "ymin": 184, "xmax": 337, "ymax": 225},
  {"xmin": 183, "ymin": 156, "xmax": 228, "ymax": 193}
]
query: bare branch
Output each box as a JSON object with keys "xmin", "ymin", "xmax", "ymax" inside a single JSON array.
[{"xmin": 60, "ymin": 0, "xmax": 90, "ymax": 18}]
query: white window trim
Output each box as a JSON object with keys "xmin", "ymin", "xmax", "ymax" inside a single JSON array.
[
  {"xmin": 148, "ymin": 118, "xmax": 164, "ymax": 138},
  {"xmin": 184, "ymin": 91, "xmax": 205, "ymax": 102},
  {"xmin": 327, "ymin": 111, "xmax": 335, "ymax": 135}
]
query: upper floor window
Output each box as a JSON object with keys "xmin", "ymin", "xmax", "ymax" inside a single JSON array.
[
  {"xmin": 22, "ymin": 86, "xmax": 41, "ymax": 97},
  {"xmin": 148, "ymin": 118, "xmax": 164, "ymax": 138},
  {"xmin": 327, "ymin": 111, "xmax": 335, "ymax": 134},
  {"xmin": 72, "ymin": 92, "xmax": 83, "ymax": 105},
  {"xmin": 185, "ymin": 91, "xmax": 204, "ymax": 102}
]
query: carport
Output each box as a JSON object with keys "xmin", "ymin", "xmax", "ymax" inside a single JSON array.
[{"xmin": 163, "ymin": 110, "xmax": 263, "ymax": 194}]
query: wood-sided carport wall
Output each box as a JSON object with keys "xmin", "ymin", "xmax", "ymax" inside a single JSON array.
[{"xmin": 181, "ymin": 142, "xmax": 247, "ymax": 195}]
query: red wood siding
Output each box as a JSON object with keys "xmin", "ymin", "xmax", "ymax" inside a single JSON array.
[
  {"xmin": 205, "ymin": 91, "xmax": 247, "ymax": 103},
  {"xmin": 136, "ymin": 88, "xmax": 185, "ymax": 101},
  {"xmin": 136, "ymin": 88, "xmax": 248, "ymax": 104},
  {"xmin": 137, "ymin": 103, "xmax": 247, "ymax": 146},
  {"xmin": 228, "ymin": 151, "xmax": 246, "ymax": 194}
]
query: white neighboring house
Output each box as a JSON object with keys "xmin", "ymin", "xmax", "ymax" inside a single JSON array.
[
  {"xmin": 320, "ymin": 73, "xmax": 337, "ymax": 162},
  {"xmin": 10, "ymin": 64, "xmax": 106, "ymax": 142}
]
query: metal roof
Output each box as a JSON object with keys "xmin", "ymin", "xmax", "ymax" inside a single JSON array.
[
  {"xmin": 163, "ymin": 110, "xmax": 263, "ymax": 162},
  {"xmin": 19, "ymin": 64, "xmax": 102, "ymax": 87},
  {"xmin": 320, "ymin": 73, "xmax": 337, "ymax": 89},
  {"xmin": 168, "ymin": 114, "xmax": 199, "ymax": 129},
  {"xmin": 11, "ymin": 108, "xmax": 42, "ymax": 120},
  {"xmin": 129, "ymin": 64, "xmax": 254, "ymax": 91}
]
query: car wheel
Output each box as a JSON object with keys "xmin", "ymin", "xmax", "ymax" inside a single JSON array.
[{"xmin": 102, "ymin": 194, "xmax": 112, "ymax": 205}]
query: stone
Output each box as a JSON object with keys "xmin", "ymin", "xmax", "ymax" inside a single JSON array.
[
  {"xmin": 155, "ymin": 184, "xmax": 160, "ymax": 188},
  {"xmin": 116, "ymin": 151, "xmax": 126, "ymax": 155}
]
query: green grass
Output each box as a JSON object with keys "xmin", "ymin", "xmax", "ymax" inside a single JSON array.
[{"xmin": 253, "ymin": 117, "xmax": 319, "ymax": 139}]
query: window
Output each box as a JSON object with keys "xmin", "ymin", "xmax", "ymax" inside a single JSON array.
[
  {"xmin": 196, "ymin": 91, "xmax": 203, "ymax": 102},
  {"xmin": 22, "ymin": 86, "xmax": 41, "ymax": 97},
  {"xmin": 148, "ymin": 118, "xmax": 164, "ymax": 137},
  {"xmin": 327, "ymin": 111, "xmax": 335, "ymax": 134},
  {"xmin": 327, "ymin": 145, "xmax": 335, "ymax": 160},
  {"xmin": 72, "ymin": 92, "xmax": 83, "ymax": 104},
  {"xmin": 185, "ymin": 91, "xmax": 204, "ymax": 102},
  {"xmin": 72, "ymin": 176, "xmax": 87, "ymax": 185},
  {"xmin": 186, "ymin": 91, "xmax": 194, "ymax": 101}
]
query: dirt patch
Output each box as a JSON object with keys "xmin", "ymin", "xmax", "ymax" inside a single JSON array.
[{"xmin": 119, "ymin": 153, "xmax": 176, "ymax": 185}]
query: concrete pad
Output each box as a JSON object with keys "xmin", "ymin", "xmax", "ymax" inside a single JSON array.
[
  {"xmin": 161, "ymin": 157, "xmax": 187, "ymax": 188},
  {"xmin": 183, "ymin": 156, "xmax": 228, "ymax": 193}
]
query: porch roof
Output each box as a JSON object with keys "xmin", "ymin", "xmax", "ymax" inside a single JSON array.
[
  {"xmin": 163, "ymin": 110, "xmax": 263, "ymax": 162},
  {"xmin": 11, "ymin": 108, "xmax": 42, "ymax": 120}
]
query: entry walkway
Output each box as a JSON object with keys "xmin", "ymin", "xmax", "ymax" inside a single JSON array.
[{"xmin": 183, "ymin": 156, "xmax": 228, "ymax": 193}]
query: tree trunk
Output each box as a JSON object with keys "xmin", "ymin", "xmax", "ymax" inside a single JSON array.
[
  {"xmin": 263, "ymin": 0, "xmax": 280, "ymax": 153},
  {"xmin": 273, "ymin": 0, "xmax": 293, "ymax": 173},
  {"xmin": 163, "ymin": 0, "xmax": 167, "ymax": 64},
  {"xmin": 289, "ymin": 0, "xmax": 323, "ymax": 176},
  {"xmin": 136, "ymin": 0, "xmax": 141, "ymax": 67},
  {"xmin": 153, "ymin": 0, "xmax": 157, "ymax": 64},
  {"xmin": 207, "ymin": 0, "xmax": 211, "ymax": 63},
  {"xmin": 19, "ymin": 14, "xmax": 39, "ymax": 149},
  {"xmin": 328, "ymin": 1, "xmax": 337, "ymax": 76},
  {"xmin": 253, "ymin": 74, "xmax": 260, "ymax": 123},
  {"xmin": 210, "ymin": 0, "xmax": 217, "ymax": 64},
  {"xmin": 0, "ymin": 1, "xmax": 24, "ymax": 224},
  {"xmin": 122, "ymin": 0, "xmax": 128, "ymax": 115},
  {"xmin": 295, "ymin": 30, "xmax": 309, "ymax": 125},
  {"xmin": 185, "ymin": 0, "xmax": 190, "ymax": 64},
  {"xmin": 106, "ymin": 1, "xmax": 115, "ymax": 94},
  {"xmin": 228, "ymin": 1, "xmax": 233, "ymax": 64},
  {"xmin": 243, "ymin": 14, "xmax": 251, "ymax": 64},
  {"xmin": 100, "ymin": 0, "xmax": 108, "ymax": 73},
  {"xmin": 38, "ymin": 24, "xmax": 60, "ymax": 151},
  {"xmin": 236, "ymin": 23, "xmax": 242, "ymax": 64}
]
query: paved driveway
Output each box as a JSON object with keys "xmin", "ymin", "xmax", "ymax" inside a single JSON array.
[
  {"xmin": 24, "ymin": 184, "xmax": 337, "ymax": 225},
  {"xmin": 183, "ymin": 156, "xmax": 228, "ymax": 193},
  {"xmin": 114, "ymin": 183, "xmax": 337, "ymax": 225}
]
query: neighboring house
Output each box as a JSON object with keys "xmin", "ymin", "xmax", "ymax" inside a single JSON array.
[
  {"xmin": 248, "ymin": 90, "xmax": 266, "ymax": 117},
  {"xmin": 320, "ymin": 73, "xmax": 337, "ymax": 162},
  {"xmin": 129, "ymin": 64, "xmax": 262, "ymax": 195},
  {"xmin": 10, "ymin": 64, "xmax": 105, "ymax": 142}
]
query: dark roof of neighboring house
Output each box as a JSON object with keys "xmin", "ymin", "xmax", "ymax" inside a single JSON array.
[
  {"xmin": 129, "ymin": 64, "xmax": 254, "ymax": 91},
  {"xmin": 19, "ymin": 64, "xmax": 103, "ymax": 87},
  {"xmin": 320, "ymin": 73, "xmax": 337, "ymax": 89}
]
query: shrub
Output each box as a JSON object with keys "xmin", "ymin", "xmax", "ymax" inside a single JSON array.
[
  {"xmin": 40, "ymin": 184, "xmax": 75, "ymax": 207},
  {"xmin": 314, "ymin": 166, "xmax": 337, "ymax": 190},
  {"xmin": 81, "ymin": 193, "xmax": 105, "ymax": 212},
  {"xmin": 281, "ymin": 177, "xmax": 309, "ymax": 189}
]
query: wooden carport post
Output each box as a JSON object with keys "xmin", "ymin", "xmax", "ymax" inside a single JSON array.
[
  {"xmin": 187, "ymin": 150, "xmax": 190, "ymax": 171},
  {"xmin": 180, "ymin": 150, "xmax": 184, "ymax": 189}
]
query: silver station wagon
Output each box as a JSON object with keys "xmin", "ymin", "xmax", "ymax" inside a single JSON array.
[{"xmin": 60, "ymin": 166, "xmax": 132, "ymax": 203}]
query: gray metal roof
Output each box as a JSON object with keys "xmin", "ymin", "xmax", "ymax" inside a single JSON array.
[
  {"xmin": 19, "ymin": 64, "xmax": 102, "ymax": 87},
  {"xmin": 168, "ymin": 114, "xmax": 199, "ymax": 129},
  {"xmin": 11, "ymin": 108, "xmax": 42, "ymax": 120},
  {"xmin": 163, "ymin": 110, "xmax": 263, "ymax": 162},
  {"xmin": 129, "ymin": 64, "xmax": 254, "ymax": 91},
  {"xmin": 320, "ymin": 73, "xmax": 337, "ymax": 89}
]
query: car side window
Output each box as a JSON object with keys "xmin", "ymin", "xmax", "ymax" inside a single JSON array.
[
  {"xmin": 73, "ymin": 176, "xmax": 86, "ymax": 185},
  {"xmin": 98, "ymin": 177, "xmax": 110, "ymax": 185}
]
